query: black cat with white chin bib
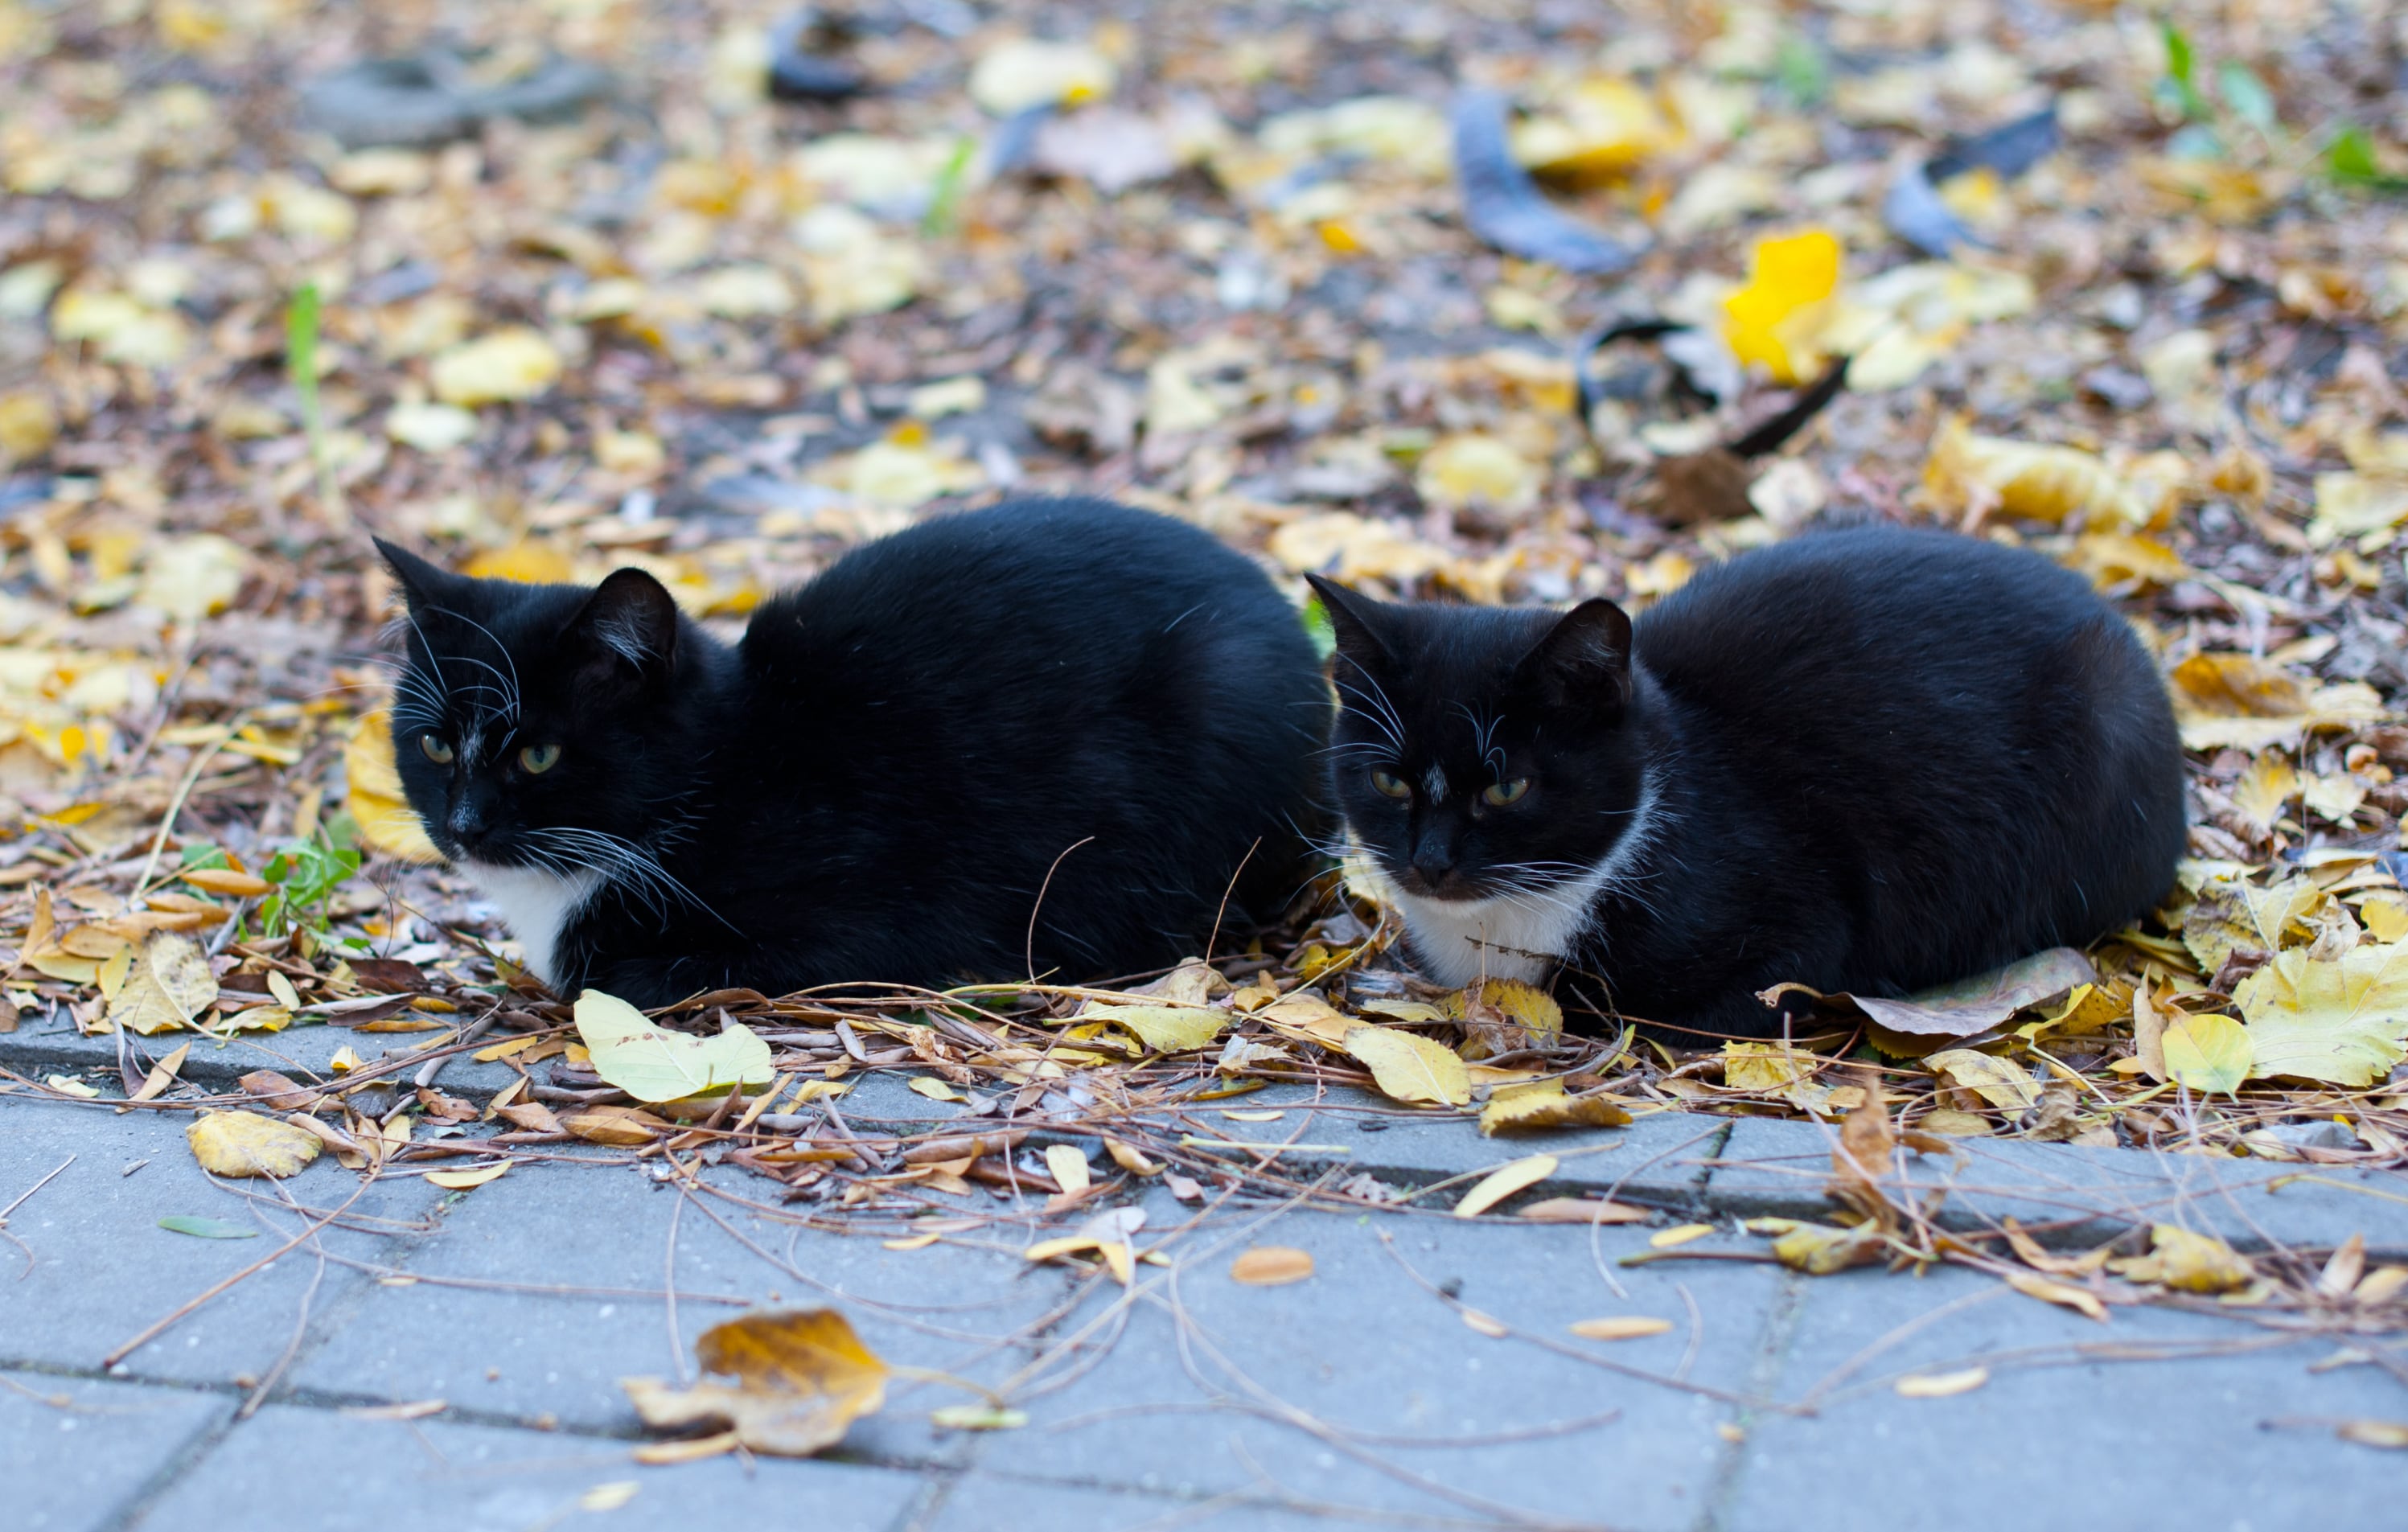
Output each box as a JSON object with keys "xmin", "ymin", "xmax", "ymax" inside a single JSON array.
[
  {"xmin": 379, "ymin": 498, "xmax": 1325, "ymax": 1006},
  {"xmin": 1309, "ymin": 526, "xmax": 2184, "ymax": 1039}
]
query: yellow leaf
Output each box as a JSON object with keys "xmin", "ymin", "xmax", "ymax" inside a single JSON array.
[
  {"xmin": 2234, "ymin": 944, "xmax": 2408, "ymax": 1087},
  {"xmin": 1650, "ymin": 1222, "xmax": 1713, "ymax": 1249},
  {"xmin": 138, "ymin": 536, "xmax": 249, "ymax": 622},
  {"xmin": 459, "ymin": 540, "xmax": 575, "ymax": 584},
  {"xmin": 45, "ymin": 1074, "xmax": 100, "ymax": 1098},
  {"xmin": 1568, "ymin": 1315, "xmax": 1675, "ymax": 1341},
  {"xmin": 180, "ymin": 868, "xmax": 270, "ymax": 897},
  {"xmin": 1460, "ymin": 1308, "xmax": 1510, "ymax": 1337},
  {"xmin": 2181, "ymin": 876, "xmax": 2322, "ymax": 975},
  {"xmin": 1342, "ymin": 1025, "xmax": 1472, "ymax": 1107},
  {"xmin": 929, "ymin": 1404, "xmax": 1029, "ymax": 1431},
  {"xmin": 620, "ymin": 1308, "xmax": 888, "ymax": 1457},
  {"xmin": 2062, "ymin": 532, "xmax": 2192, "ymax": 591},
  {"xmin": 129, "ymin": 1041, "xmax": 190, "ymax": 1103},
  {"xmin": 424, "ymin": 1161, "xmax": 511, "ymax": 1190},
  {"xmin": 343, "ymin": 712, "xmax": 443, "ymax": 864},
  {"xmin": 2361, "ymin": 897, "xmax": 2408, "ymax": 945},
  {"xmin": 1266, "ymin": 512, "xmax": 1457, "ymax": 588},
  {"xmin": 1722, "ymin": 228, "xmax": 1842, "ymax": 384},
  {"xmin": 2167, "ymin": 653, "xmax": 2382, "ymax": 752},
  {"xmin": 561, "ymin": 1105, "xmax": 669, "ymax": 1145},
  {"xmin": 1415, "ymin": 433, "xmax": 1541, "ymax": 515},
  {"xmin": 1044, "ymin": 1144, "xmax": 1092, "ymax": 1197},
  {"xmin": 2228, "ymin": 753, "xmax": 2299, "ymax": 832},
  {"xmin": 1519, "ymin": 1197, "xmax": 1652, "ymax": 1224},
  {"xmin": 1723, "ymin": 1041, "xmax": 1814, "ymax": 1092},
  {"xmin": 1256, "ymin": 991, "xmax": 1356, "ymax": 1048},
  {"xmin": 2162, "ymin": 1012, "xmax": 2252, "ymax": 1095},
  {"xmin": 1923, "ymin": 415, "xmax": 2167, "ymax": 530},
  {"xmin": 968, "ymin": 37, "xmax": 1117, "ymax": 115},
  {"xmin": 574, "ymin": 989, "xmax": 775, "ymax": 1103},
  {"xmin": 1453, "ymin": 1153, "xmax": 1559, "ymax": 1218},
  {"xmin": 2005, "ymin": 1269, "xmax": 2107, "ymax": 1322},
  {"xmin": 1926, "ymin": 1048, "xmax": 2042, "ymax": 1114},
  {"xmin": 1895, "ymin": 1366, "xmax": 1990, "ymax": 1399},
  {"xmin": 2110, "ymin": 1224, "xmax": 2254, "ymax": 1295},
  {"xmin": 2336, "ymin": 1419, "xmax": 2408, "ymax": 1450},
  {"xmin": 430, "ymin": 327, "xmax": 562, "ymax": 407},
  {"xmin": 187, "ymin": 1110, "xmax": 322, "ymax": 1178},
  {"xmin": 1356, "ymin": 997, "xmax": 1448, "ymax": 1025},
  {"xmin": 1744, "ymin": 1217, "xmax": 1885, "ymax": 1275},
  {"xmin": 1511, "ymin": 76, "xmax": 1676, "ymax": 183},
  {"xmin": 578, "ymin": 1482, "xmax": 640, "ymax": 1513},
  {"xmin": 1477, "ymin": 1078, "xmax": 1634, "ymax": 1136},
  {"xmin": 105, "ymin": 931, "xmax": 218, "ymax": 1036},
  {"xmin": 1230, "ymin": 1246, "xmax": 1314, "ymax": 1285},
  {"xmin": 908, "ymin": 1076, "xmax": 964, "ymax": 1102},
  {"xmin": 2308, "ymin": 472, "xmax": 2408, "ymax": 547},
  {"xmin": 1094, "ymin": 1003, "xmax": 1228, "ymax": 1054}
]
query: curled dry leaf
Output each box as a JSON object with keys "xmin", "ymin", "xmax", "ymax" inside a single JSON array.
[
  {"xmin": 1894, "ymin": 1366, "xmax": 1990, "ymax": 1399},
  {"xmin": 2110, "ymin": 1225, "xmax": 2254, "ymax": 1295},
  {"xmin": 1453, "ymin": 1153, "xmax": 1559, "ymax": 1218},
  {"xmin": 559, "ymin": 1105, "xmax": 670, "ymax": 1145},
  {"xmin": 187, "ymin": 1110, "xmax": 322, "ymax": 1178},
  {"xmin": 1477, "ymin": 1078, "xmax": 1633, "ymax": 1136},
  {"xmin": 1744, "ymin": 1217, "xmax": 1886, "ymax": 1275},
  {"xmin": 1568, "ymin": 1316, "xmax": 1675, "ymax": 1341},
  {"xmin": 2005, "ymin": 1269, "xmax": 2108, "ymax": 1322},
  {"xmin": 1229, "ymin": 1246, "xmax": 1314, "ymax": 1285},
  {"xmin": 621, "ymin": 1308, "xmax": 888, "ymax": 1457},
  {"xmin": 423, "ymin": 1161, "xmax": 512, "ymax": 1190},
  {"xmin": 1925, "ymin": 1048, "xmax": 2043, "ymax": 1115},
  {"xmin": 1519, "ymin": 1197, "xmax": 1651, "ymax": 1224},
  {"xmin": 1091, "ymin": 1002, "xmax": 1228, "ymax": 1054},
  {"xmin": 1342, "ymin": 1025, "xmax": 1471, "ymax": 1107}
]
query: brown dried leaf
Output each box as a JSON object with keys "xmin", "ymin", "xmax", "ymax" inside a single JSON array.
[{"xmin": 621, "ymin": 1309, "xmax": 888, "ymax": 1457}]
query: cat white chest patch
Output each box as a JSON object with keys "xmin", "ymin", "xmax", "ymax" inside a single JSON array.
[
  {"xmin": 1381, "ymin": 787, "xmax": 1658, "ymax": 989},
  {"xmin": 463, "ymin": 860, "xmax": 602, "ymax": 988}
]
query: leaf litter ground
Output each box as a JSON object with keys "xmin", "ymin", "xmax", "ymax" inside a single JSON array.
[{"xmin": 4, "ymin": 0, "xmax": 2408, "ymax": 1463}]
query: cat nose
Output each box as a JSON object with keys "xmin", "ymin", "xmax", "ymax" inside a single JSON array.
[{"xmin": 1410, "ymin": 831, "xmax": 1455, "ymax": 883}]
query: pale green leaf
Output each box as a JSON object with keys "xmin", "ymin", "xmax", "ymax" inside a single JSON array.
[
  {"xmin": 1343, "ymin": 1025, "xmax": 1471, "ymax": 1107},
  {"xmin": 574, "ymin": 990, "xmax": 775, "ymax": 1103}
]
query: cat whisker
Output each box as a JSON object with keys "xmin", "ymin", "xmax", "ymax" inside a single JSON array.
[{"xmin": 428, "ymin": 604, "xmax": 524, "ymax": 721}]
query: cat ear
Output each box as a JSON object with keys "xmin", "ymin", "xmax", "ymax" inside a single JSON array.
[
  {"xmin": 373, "ymin": 536, "xmax": 465, "ymax": 610},
  {"xmin": 565, "ymin": 568, "xmax": 680, "ymax": 685},
  {"xmin": 1304, "ymin": 574, "xmax": 1395, "ymax": 667},
  {"xmin": 1516, "ymin": 599, "xmax": 1633, "ymax": 717}
]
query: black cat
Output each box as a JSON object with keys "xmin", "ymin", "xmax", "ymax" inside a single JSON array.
[
  {"xmin": 379, "ymin": 498, "xmax": 1326, "ymax": 1006},
  {"xmin": 1309, "ymin": 525, "xmax": 2184, "ymax": 1038}
]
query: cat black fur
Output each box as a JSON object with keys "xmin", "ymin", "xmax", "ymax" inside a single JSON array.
[
  {"xmin": 380, "ymin": 497, "xmax": 1326, "ymax": 1006},
  {"xmin": 1311, "ymin": 526, "xmax": 2185, "ymax": 1038}
]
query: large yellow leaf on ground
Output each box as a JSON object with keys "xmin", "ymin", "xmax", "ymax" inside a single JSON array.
[
  {"xmin": 187, "ymin": 1110, "xmax": 321, "ymax": 1178},
  {"xmin": 2234, "ymin": 943, "xmax": 2408, "ymax": 1087},
  {"xmin": 622, "ymin": 1308, "xmax": 888, "ymax": 1457}
]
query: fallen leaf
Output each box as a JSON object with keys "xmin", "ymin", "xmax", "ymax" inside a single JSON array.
[
  {"xmin": 1723, "ymin": 228, "xmax": 1842, "ymax": 384},
  {"xmin": 158, "ymin": 1214, "xmax": 256, "ymax": 1238},
  {"xmin": 105, "ymin": 930, "xmax": 218, "ymax": 1035},
  {"xmin": 2336, "ymin": 1419, "xmax": 2408, "ymax": 1450},
  {"xmin": 129, "ymin": 1041, "xmax": 191, "ymax": 1103},
  {"xmin": 1847, "ymin": 948, "xmax": 2097, "ymax": 1038},
  {"xmin": 187, "ymin": 1110, "xmax": 322, "ymax": 1178},
  {"xmin": 1745, "ymin": 1217, "xmax": 1886, "ymax": 1275},
  {"xmin": 2163, "ymin": 1011, "xmax": 2252, "ymax": 1095},
  {"xmin": 1568, "ymin": 1315, "xmax": 1675, "ymax": 1341},
  {"xmin": 968, "ymin": 36, "xmax": 1116, "ymax": 115},
  {"xmin": 1044, "ymin": 1144, "xmax": 1092, "ymax": 1197},
  {"xmin": 2168, "ymin": 653, "xmax": 2383, "ymax": 752},
  {"xmin": 574, "ymin": 989, "xmax": 774, "ymax": 1103},
  {"xmin": 1459, "ymin": 1308, "xmax": 1510, "ymax": 1337},
  {"xmin": 1895, "ymin": 1366, "xmax": 1990, "ymax": 1399},
  {"xmin": 929, "ymin": 1404, "xmax": 1028, "ymax": 1431},
  {"xmin": 424, "ymin": 1161, "xmax": 512, "ymax": 1190},
  {"xmin": 2005, "ymin": 1269, "xmax": 2108, "ymax": 1321},
  {"xmin": 1924, "ymin": 416, "xmax": 2168, "ymax": 530},
  {"xmin": 1650, "ymin": 1222, "xmax": 1713, "ymax": 1249},
  {"xmin": 1230, "ymin": 1246, "xmax": 1314, "ymax": 1285},
  {"xmin": 45, "ymin": 1074, "xmax": 100, "ymax": 1098},
  {"xmin": 343, "ymin": 711, "xmax": 443, "ymax": 863},
  {"xmin": 1925, "ymin": 1048, "xmax": 2043, "ymax": 1114},
  {"xmin": 2110, "ymin": 1224, "xmax": 2254, "ymax": 1295},
  {"xmin": 621, "ymin": 1309, "xmax": 887, "ymax": 1457},
  {"xmin": 1453, "ymin": 1153, "xmax": 1559, "ymax": 1218},
  {"xmin": 430, "ymin": 327, "xmax": 562, "ymax": 407},
  {"xmin": 1477, "ymin": 1078, "xmax": 1633, "ymax": 1135},
  {"xmin": 1093, "ymin": 1003, "xmax": 1228, "ymax": 1054},
  {"xmin": 2234, "ymin": 943, "xmax": 2408, "ymax": 1087},
  {"xmin": 560, "ymin": 1105, "xmax": 669, "ymax": 1146},
  {"xmin": 1343, "ymin": 1025, "xmax": 1472, "ymax": 1107},
  {"xmin": 578, "ymin": 1483, "xmax": 640, "ymax": 1512},
  {"xmin": 1519, "ymin": 1197, "xmax": 1651, "ymax": 1224}
]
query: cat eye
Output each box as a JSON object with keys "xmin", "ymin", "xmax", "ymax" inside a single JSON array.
[
  {"xmin": 419, "ymin": 734, "xmax": 454, "ymax": 765},
  {"xmin": 1370, "ymin": 769, "xmax": 1412, "ymax": 800},
  {"xmin": 520, "ymin": 743, "xmax": 562, "ymax": 774},
  {"xmin": 1483, "ymin": 778, "xmax": 1531, "ymax": 806}
]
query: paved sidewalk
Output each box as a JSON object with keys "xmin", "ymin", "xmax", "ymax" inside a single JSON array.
[{"xmin": 3, "ymin": 1071, "xmax": 2402, "ymax": 1531}]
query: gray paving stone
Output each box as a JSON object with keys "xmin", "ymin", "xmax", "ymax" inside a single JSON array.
[
  {"xmin": 0, "ymin": 1097, "xmax": 449, "ymax": 1384},
  {"xmin": 1720, "ymin": 1261, "xmax": 2406, "ymax": 1532},
  {"xmin": 288, "ymin": 1154, "xmax": 1079, "ymax": 1466},
  {"xmin": 0, "ymin": 1011, "xmax": 523, "ymax": 1099},
  {"xmin": 124, "ymin": 1405, "xmax": 927, "ymax": 1532},
  {"xmin": 987, "ymin": 1185, "xmax": 1781, "ymax": 1531},
  {"xmin": 2, "ymin": 1370, "xmax": 228, "ymax": 1532},
  {"xmin": 923, "ymin": 1469, "xmax": 1350, "ymax": 1530},
  {"xmin": 1705, "ymin": 1118, "xmax": 2408, "ymax": 1258}
]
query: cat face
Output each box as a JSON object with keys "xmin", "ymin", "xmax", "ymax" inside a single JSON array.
[
  {"xmin": 377, "ymin": 540, "xmax": 688, "ymax": 878},
  {"xmin": 1307, "ymin": 576, "xmax": 1647, "ymax": 905}
]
